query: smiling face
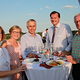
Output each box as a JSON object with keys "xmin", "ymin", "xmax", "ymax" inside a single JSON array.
[
  {"xmin": 27, "ymin": 20, "xmax": 36, "ymax": 35},
  {"xmin": 75, "ymin": 15, "xmax": 80, "ymax": 30},
  {"xmin": 50, "ymin": 13, "xmax": 60, "ymax": 26},
  {"xmin": 10, "ymin": 28, "xmax": 21, "ymax": 40}
]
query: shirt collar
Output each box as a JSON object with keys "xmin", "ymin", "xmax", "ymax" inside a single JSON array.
[
  {"xmin": 27, "ymin": 32, "xmax": 37, "ymax": 37},
  {"xmin": 55, "ymin": 22, "xmax": 60, "ymax": 28},
  {"xmin": 54, "ymin": 23, "xmax": 60, "ymax": 28}
]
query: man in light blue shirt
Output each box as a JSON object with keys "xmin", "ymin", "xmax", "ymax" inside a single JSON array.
[
  {"xmin": 46, "ymin": 11, "xmax": 73, "ymax": 56},
  {"xmin": 21, "ymin": 19, "xmax": 44, "ymax": 59}
]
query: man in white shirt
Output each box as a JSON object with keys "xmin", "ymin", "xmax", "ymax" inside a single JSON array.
[
  {"xmin": 42, "ymin": 29, "xmax": 48, "ymax": 44},
  {"xmin": 21, "ymin": 19, "xmax": 44, "ymax": 59},
  {"xmin": 46, "ymin": 11, "xmax": 73, "ymax": 56}
]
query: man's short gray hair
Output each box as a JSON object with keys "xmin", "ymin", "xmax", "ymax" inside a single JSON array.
[{"xmin": 74, "ymin": 13, "xmax": 80, "ymax": 22}]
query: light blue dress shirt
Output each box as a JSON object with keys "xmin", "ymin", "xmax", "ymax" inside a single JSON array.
[
  {"xmin": 46, "ymin": 23, "xmax": 73, "ymax": 52},
  {"xmin": 0, "ymin": 48, "xmax": 11, "ymax": 80},
  {"xmin": 21, "ymin": 32, "xmax": 44, "ymax": 59}
]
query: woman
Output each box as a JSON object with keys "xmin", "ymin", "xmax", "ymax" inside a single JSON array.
[
  {"xmin": 0, "ymin": 26, "xmax": 26, "ymax": 80},
  {"xmin": 0, "ymin": 26, "xmax": 6, "ymax": 47},
  {"xmin": 3, "ymin": 25, "xmax": 24, "ymax": 80}
]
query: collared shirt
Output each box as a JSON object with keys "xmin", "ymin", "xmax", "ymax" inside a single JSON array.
[
  {"xmin": 46, "ymin": 23, "xmax": 73, "ymax": 52},
  {"xmin": 0, "ymin": 48, "xmax": 11, "ymax": 80},
  {"xmin": 72, "ymin": 33, "xmax": 80, "ymax": 63},
  {"xmin": 21, "ymin": 32, "xmax": 44, "ymax": 59}
]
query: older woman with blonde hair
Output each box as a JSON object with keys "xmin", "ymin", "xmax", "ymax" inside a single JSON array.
[{"xmin": 3, "ymin": 25, "xmax": 24, "ymax": 80}]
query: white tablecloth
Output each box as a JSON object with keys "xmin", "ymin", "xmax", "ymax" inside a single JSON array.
[{"xmin": 24, "ymin": 59, "xmax": 72, "ymax": 80}]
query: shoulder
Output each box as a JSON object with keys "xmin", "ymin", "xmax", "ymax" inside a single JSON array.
[
  {"xmin": 61, "ymin": 23, "xmax": 71, "ymax": 29},
  {"xmin": 36, "ymin": 34, "xmax": 42, "ymax": 38},
  {"xmin": 1, "ymin": 40, "xmax": 7, "ymax": 48},
  {"xmin": 21, "ymin": 33, "xmax": 28, "ymax": 39},
  {"xmin": 61, "ymin": 23, "xmax": 72, "ymax": 31},
  {"xmin": 48, "ymin": 26, "xmax": 53, "ymax": 32}
]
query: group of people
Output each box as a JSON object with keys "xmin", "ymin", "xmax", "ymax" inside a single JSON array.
[
  {"xmin": 0, "ymin": 26, "xmax": 26, "ymax": 80},
  {"xmin": 0, "ymin": 11, "xmax": 80, "ymax": 80}
]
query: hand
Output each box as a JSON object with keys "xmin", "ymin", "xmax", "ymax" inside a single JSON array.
[
  {"xmin": 66, "ymin": 55, "xmax": 77, "ymax": 64},
  {"xmin": 16, "ymin": 64, "xmax": 26, "ymax": 72},
  {"xmin": 53, "ymin": 52, "xmax": 59, "ymax": 56},
  {"xmin": 43, "ymin": 49, "xmax": 50, "ymax": 55},
  {"xmin": 58, "ymin": 51, "xmax": 65, "ymax": 57},
  {"xmin": 58, "ymin": 50, "xmax": 70, "ymax": 57}
]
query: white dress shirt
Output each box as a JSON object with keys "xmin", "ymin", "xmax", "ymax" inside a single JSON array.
[
  {"xmin": 21, "ymin": 32, "xmax": 44, "ymax": 59},
  {"xmin": 46, "ymin": 23, "xmax": 73, "ymax": 52}
]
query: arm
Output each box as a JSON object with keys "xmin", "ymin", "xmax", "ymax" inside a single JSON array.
[
  {"xmin": 0, "ymin": 64, "xmax": 26, "ymax": 78},
  {"xmin": 66, "ymin": 55, "xmax": 77, "ymax": 64},
  {"xmin": 64, "ymin": 24, "xmax": 73, "ymax": 52},
  {"xmin": 1, "ymin": 41, "xmax": 7, "ymax": 48}
]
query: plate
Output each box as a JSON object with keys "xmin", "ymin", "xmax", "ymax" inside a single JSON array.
[
  {"xmin": 46, "ymin": 60, "xmax": 65, "ymax": 67},
  {"xmin": 46, "ymin": 60, "xmax": 59, "ymax": 67},
  {"xmin": 24, "ymin": 58, "xmax": 36, "ymax": 63},
  {"xmin": 24, "ymin": 58, "xmax": 41, "ymax": 63},
  {"xmin": 56, "ymin": 60, "xmax": 65, "ymax": 65}
]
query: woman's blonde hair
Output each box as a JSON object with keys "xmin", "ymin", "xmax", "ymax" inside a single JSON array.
[
  {"xmin": 9, "ymin": 25, "xmax": 22, "ymax": 34},
  {"xmin": 0, "ymin": 26, "xmax": 5, "ymax": 41}
]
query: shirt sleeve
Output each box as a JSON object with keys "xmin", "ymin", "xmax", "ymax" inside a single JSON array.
[
  {"xmin": 64, "ymin": 24, "xmax": 73, "ymax": 51},
  {"xmin": 21, "ymin": 35, "xmax": 28, "ymax": 59}
]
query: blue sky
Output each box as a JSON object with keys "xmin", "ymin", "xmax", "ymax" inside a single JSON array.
[{"xmin": 0, "ymin": 0, "xmax": 80, "ymax": 33}]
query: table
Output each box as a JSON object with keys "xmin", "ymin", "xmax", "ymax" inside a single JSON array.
[{"xmin": 23, "ymin": 57, "xmax": 72, "ymax": 80}]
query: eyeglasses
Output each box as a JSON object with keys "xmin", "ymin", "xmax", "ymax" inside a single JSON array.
[{"xmin": 12, "ymin": 31, "xmax": 21, "ymax": 34}]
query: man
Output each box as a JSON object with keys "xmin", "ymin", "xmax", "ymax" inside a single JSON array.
[
  {"xmin": 46, "ymin": 11, "xmax": 73, "ymax": 56},
  {"xmin": 66, "ymin": 13, "xmax": 80, "ymax": 80},
  {"xmin": 42, "ymin": 28, "xmax": 48, "ymax": 44},
  {"xmin": 21, "ymin": 19, "xmax": 44, "ymax": 59}
]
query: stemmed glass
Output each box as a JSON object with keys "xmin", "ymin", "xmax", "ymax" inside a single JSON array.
[{"xmin": 48, "ymin": 43, "xmax": 54, "ymax": 60}]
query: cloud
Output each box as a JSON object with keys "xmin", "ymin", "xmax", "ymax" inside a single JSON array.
[
  {"xmin": 45, "ymin": 6, "xmax": 51, "ymax": 9},
  {"xmin": 26, "ymin": 13, "xmax": 37, "ymax": 16},
  {"xmin": 64, "ymin": 5, "xmax": 77, "ymax": 8},
  {"xmin": 40, "ymin": 8, "xmax": 43, "ymax": 10},
  {"xmin": 40, "ymin": 5, "xmax": 51, "ymax": 10}
]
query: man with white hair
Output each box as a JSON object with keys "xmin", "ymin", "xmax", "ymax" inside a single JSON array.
[{"xmin": 66, "ymin": 13, "xmax": 80, "ymax": 80}]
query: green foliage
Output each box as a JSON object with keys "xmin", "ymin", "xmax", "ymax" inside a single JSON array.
[
  {"xmin": 5, "ymin": 31, "xmax": 77, "ymax": 40},
  {"xmin": 5, "ymin": 33, "xmax": 11, "ymax": 40},
  {"xmin": 36, "ymin": 32, "xmax": 42, "ymax": 36}
]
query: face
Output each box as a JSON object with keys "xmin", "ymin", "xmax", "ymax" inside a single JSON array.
[
  {"xmin": 0, "ymin": 30, "xmax": 2, "ymax": 41},
  {"xmin": 50, "ymin": 13, "xmax": 60, "ymax": 26},
  {"xmin": 75, "ymin": 15, "xmax": 80, "ymax": 30},
  {"xmin": 11, "ymin": 29, "xmax": 21, "ymax": 40},
  {"xmin": 27, "ymin": 21, "xmax": 36, "ymax": 35}
]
